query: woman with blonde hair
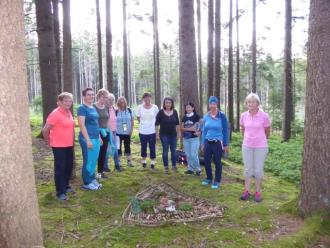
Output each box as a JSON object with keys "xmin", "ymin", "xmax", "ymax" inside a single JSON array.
[{"xmin": 240, "ymin": 93, "xmax": 271, "ymax": 202}]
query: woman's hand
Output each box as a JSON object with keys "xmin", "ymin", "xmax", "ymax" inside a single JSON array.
[
  {"xmin": 223, "ymin": 146, "xmax": 229, "ymax": 153},
  {"xmin": 156, "ymin": 133, "xmax": 160, "ymax": 140},
  {"xmin": 87, "ymin": 140, "xmax": 93, "ymax": 149}
]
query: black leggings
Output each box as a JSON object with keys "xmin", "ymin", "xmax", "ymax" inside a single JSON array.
[
  {"xmin": 98, "ymin": 132, "xmax": 109, "ymax": 173},
  {"xmin": 117, "ymin": 134, "xmax": 131, "ymax": 156}
]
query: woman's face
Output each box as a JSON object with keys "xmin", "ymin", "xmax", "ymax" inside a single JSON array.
[
  {"xmin": 185, "ymin": 104, "xmax": 194, "ymax": 113},
  {"xmin": 118, "ymin": 99, "xmax": 127, "ymax": 109},
  {"xmin": 208, "ymin": 102, "xmax": 218, "ymax": 111},
  {"xmin": 143, "ymin": 96, "xmax": 151, "ymax": 105},
  {"xmin": 164, "ymin": 100, "xmax": 172, "ymax": 110},
  {"xmin": 246, "ymin": 99, "xmax": 259, "ymax": 111},
  {"xmin": 97, "ymin": 94, "xmax": 108, "ymax": 105},
  {"xmin": 84, "ymin": 90, "xmax": 94, "ymax": 104},
  {"xmin": 106, "ymin": 96, "xmax": 115, "ymax": 107},
  {"xmin": 58, "ymin": 97, "xmax": 73, "ymax": 110}
]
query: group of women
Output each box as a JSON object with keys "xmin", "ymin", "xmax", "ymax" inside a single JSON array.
[{"xmin": 42, "ymin": 88, "xmax": 270, "ymax": 203}]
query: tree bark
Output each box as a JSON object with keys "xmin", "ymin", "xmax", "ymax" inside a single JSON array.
[
  {"xmin": 179, "ymin": 0, "xmax": 199, "ymax": 115},
  {"xmin": 105, "ymin": 0, "xmax": 113, "ymax": 92},
  {"xmin": 52, "ymin": 0, "xmax": 62, "ymax": 93},
  {"xmin": 228, "ymin": 0, "xmax": 234, "ymax": 138},
  {"xmin": 62, "ymin": 0, "xmax": 73, "ymax": 94},
  {"xmin": 196, "ymin": 0, "xmax": 203, "ymax": 114},
  {"xmin": 123, "ymin": 0, "xmax": 129, "ymax": 101},
  {"xmin": 299, "ymin": 0, "xmax": 330, "ymax": 216},
  {"xmin": 251, "ymin": 0, "xmax": 257, "ymax": 93},
  {"xmin": 235, "ymin": 0, "xmax": 240, "ymax": 131},
  {"xmin": 153, "ymin": 0, "xmax": 161, "ymax": 108},
  {"xmin": 207, "ymin": 0, "xmax": 214, "ymax": 99},
  {"xmin": 214, "ymin": 0, "xmax": 221, "ymax": 101},
  {"xmin": 36, "ymin": 0, "xmax": 60, "ymax": 124},
  {"xmin": 282, "ymin": 0, "xmax": 293, "ymax": 141},
  {"xmin": 0, "ymin": 1, "xmax": 43, "ymax": 246},
  {"xmin": 96, "ymin": 0, "xmax": 103, "ymax": 89}
]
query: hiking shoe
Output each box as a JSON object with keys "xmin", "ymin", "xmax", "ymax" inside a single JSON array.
[
  {"xmin": 211, "ymin": 182, "xmax": 220, "ymax": 189},
  {"xmin": 150, "ymin": 164, "xmax": 155, "ymax": 170},
  {"xmin": 82, "ymin": 183, "xmax": 99, "ymax": 191},
  {"xmin": 254, "ymin": 192, "xmax": 262, "ymax": 202},
  {"xmin": 91, "ymin": 179, "xmax": 103, "ymax": 189},
  {"xmin": 195, "ymin": 171, "xmax": 202, "ymax": 176},
  {"xmin": 164, "ymin": 167, "xmax": 169, "ymax": 174},
  {"xmin": 184, "ymin": 170, "xmax": 194, "ymax": 175},
  {"xmin": 65, "ymin": 187, "xmax": 75, "ymax": 194},
  {"xmin": 127, "ymin": 160, "xmax": 134, "ymax": 167},
  {"xmin": 116, "ymin": 167, "xmax": 123, "ymax": 172},
  {"xmin": 240, "ymin": 190, "xmax": 250, "ymax": 201},
  {"xmin": 103, "ymin": 168, "xmax": 111, "ymax": 172},
  {"xmin": 142, "ymin": 163, "xmax": 147, "ymax": 168},
  {"xmin": 201, "ymin": 179, "xmax": 212, "ymax": 185},
  {"xmin": 57, "ymin": 193, "xmax": 67, "ymax": 201},
  {"xmin": 101, "ymin": 172, "xmax": 108, "ymax": 179}
]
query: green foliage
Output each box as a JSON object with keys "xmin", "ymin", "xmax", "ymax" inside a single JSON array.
[
  {"xmin": 228, "ymin": 132, "xmax": 303, "ymax": 184},
  {"xmin": 178, "ymin": 202, "xmax": 193, "ymax": 211},
  {"xmin": 140, "ymin": 199, "xmax": 156, "ymax": 213},
  {"xmin": 31, "ymin": 96, "xmax": 42, "ymax": 113}
]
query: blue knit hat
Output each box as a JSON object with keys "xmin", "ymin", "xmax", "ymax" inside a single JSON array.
[{"xmin": 208, "ymin": 96, "xmax": 219, "ymax": 104}]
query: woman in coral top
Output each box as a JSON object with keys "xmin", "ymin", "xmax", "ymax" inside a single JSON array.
[
  {"xmin": 42, "ymin": 92, "xmax": 75, "ymax": 201},
  {"xmin": 239, "ymin": 93, "xmax": 271, "ymax": 202}
]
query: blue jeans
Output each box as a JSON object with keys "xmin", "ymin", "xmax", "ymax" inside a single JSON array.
[
  {"xmin": 79, "ymin": 136, "xmax": 100, "ymax": 185},
  {"xmin": 160, "ymin": 135, "xmax": 177, "ymax": 168},
  {"xmin": 52, "ymin": 147, "xmax": 73, "ymax": 196},
  {"xmin": 204, "ymin": 140, "xmax": 223, "ymax": 183},
  {"xmin": 139, "ymin": 133, "xmax": 156, "ymax": 159},
  {"xmin": 104, "ymin": 131, "xmax": 121, "ymax": 170},
  {"xmin": 183, "ymin": 137, "xmax": 201, "ymax": 172}
]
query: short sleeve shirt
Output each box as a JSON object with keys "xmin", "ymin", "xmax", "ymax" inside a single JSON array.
[
  {"xmin": 182, "ymin": 113, "xmax": 201, "ymax": 139},
  {"xmin": 46, "ymin": 107, "xmax": 74, "ymax": 147},
  {"xmin": 240, "ymin": 109, "xmax": 271, "ymax": 148},
  {"xmin": 108, "ymin": 106, "xmax": 117, "ymax": 132},
  {"xmin": 137, "ymin": 104, "xmax": 159, "ymax": 135},
  {"xmin": 155, "ymin": 109, "xmax": 180, "ymax": 136},
  {"xmin": 116, "ymin": 108, "xmax": 134, "ymax": 135},
  {"xmin": 77, "ymin": 104, "xmax": 100, "ymax": 139},
  {"xmin": 93, "ymin": 104, "xmax": 109, "ymax": 128}
]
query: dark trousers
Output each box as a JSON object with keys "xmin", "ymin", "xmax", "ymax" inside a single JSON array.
[
  {"xmin": 160, "ymin": 135, "xmax": 177, "ymax": 167},
  {"xmin": 118, "ymin": 134, "xmax": 131, "ymax": 156},
  {"xmin": 204, "ymin": 141, "xmax": 223, "ymax": 183},
  {"xmin": 139, "ymin": 133, "xmax": 156, "ymax": 159},
  {"xmin": 98, "ymin": 132, "xmax": 109, "ymax": 173},
  {"xmin": 52, "ymin": 147, "xmax": 74, "ymax": 196}
]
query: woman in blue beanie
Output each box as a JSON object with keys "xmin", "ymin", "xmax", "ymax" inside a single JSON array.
[{"xmin": 201, "ymin": 96, "xmax": 229, "ymax": 189}]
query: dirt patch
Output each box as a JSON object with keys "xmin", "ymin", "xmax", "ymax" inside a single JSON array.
[
  {"xmin": 32, "ymin": 137, "xmax": 53, "ymax": 182},
  {"xmin": 122, "ymin": 183, "xmax": 225, "ymax": 226}
]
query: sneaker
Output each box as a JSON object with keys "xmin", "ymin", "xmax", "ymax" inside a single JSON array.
[
  {"xmin": 57, "ymin": 193, "xmax": 67, "ymax": 201},
  {"xmin": 164, "ymin": 167, "xmax": 169, "ymax": 174},
  {"xmin": 184, "ymin": 170, "xmax": 194, "ymax": 175},
  {"xmin": 201, "ymin": 179, "xmax": 212, "ymax": 185},
  {"xmin": 115, "ymin": 167, "xmax": 123, "ymax": 172},
  {"xmin": 211, "ymin": 182, "xmax": 220, "ymax": 189},
  {"xmin": 254, "ymin": 192, "xmax": 262, "ymax": 202},
  {"xmin": 195, "ymin": 171, "xmax": 202, "ymax": 176},
  {"xmin": 96, "ymin": 173, "xmax": 102, "ymax": 179},
  {"xmin": 127, "ymin": 160, "xmax": 134, "ymax": 167},
  {"xmin": 240, "ymin": 190, "xmax": 250, "ymax": 201},
  {"xmin": 82, "ymin": 183, "xmax": 99, "ymax": 191},
  {"xmin": 65, "ymin": 187, "xmax": 75, "ymax": 194},
  {"xmin": 103, "ymin": 168, "xmax": 111, "ymax": 172},
  {"xmin": 142, "ymin": 163, "xmax": 147, "ymax": 168},
  {"xmin": 150, "ymin": 164, "xmax": 155, "ymax": 170},
  {"xmin": 101, "ymin": 172, "xmax": 108, "ymax": 179},
  {"xmin": 91, "ymin": 179, "xmax": 103, "ymax": 189}
]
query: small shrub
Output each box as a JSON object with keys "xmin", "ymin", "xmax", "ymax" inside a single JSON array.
[
  {"xmin": 140, "ymin": 199, "xmax": 156, "ymax": 213},
  {"xmin": 178, "ymin": 202, "xmax": 193, "ymax": 211}
]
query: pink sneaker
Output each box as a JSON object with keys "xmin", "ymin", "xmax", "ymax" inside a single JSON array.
[
  {"xmin": 254, "ymin": 192, "xmax": 262, "ymax": 202},
  {"xmin": 240, "ymin": 190, "xmax": 250, "ymax": 201}
]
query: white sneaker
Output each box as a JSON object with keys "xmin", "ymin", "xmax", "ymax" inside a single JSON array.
[
  {"xmin": 95, "ymin": 173, "xmax": 102, "ymax": 179},
  {"xmin": 91, "ymin": 179, "xmax": 102, "ymax": 189},
  {"xmin": 82, "ymin": 183, "xmax": 98, "ymax": 191}
]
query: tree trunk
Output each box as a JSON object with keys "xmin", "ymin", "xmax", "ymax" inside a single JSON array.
[
  {"xmin": 0, "ymin": 1, "xmax": 43, "ymax": 246},
  {"xmin": 214, "ymin": 0, "xmax": 221, "ymax": 101},
  {"xmin": 179, "ymin": 0, "xmax": 199, "ymax": 115},
  {"xmin": 153, "ymin": 0, "xmax": 161, "ymax": 108},
  {"xmin": 235, "ymin": 0, "xmax": 240, "ymax": 131},
  {"xmin": 62, "ymin": 0, "xmax": 73, "ymax": 93},
  {"xmin": 251, "ymin": 0, "xmax": 257, "ymax": 93},
  {"xmin": 123, "ymin": 0, "xmax": 129, "ymax": 101},
  {"xmin": 96, "ymin": 0, "xmax": 103, "ymax": 89},
  {"xmin": 52, "ymin": 0, "xmax": 62, "ymax": 93},
  {"xmin": 36, "ymin": 0, "xmax": 60, "ymax": 124},
  {"xmin": 106, "ymin": 0, "xmax": 113, "ymax": 92},
  {"xmin": 228, "ymin": 0, "xmax": 234, "ymax": 138},
  {"xmin": 298, "ymin": 0, "xmax": 330, "ymax": 216},
  {"xmin": 282, "ymin": 0, "xmax": 293, "ymax": 141},
  {"xmin": 196, "ymin": 0, "xmax": 203, "ymax": 114},
  {"xmin": 207, "ymin": 0, "xmax": 214, "ymax": 99}
]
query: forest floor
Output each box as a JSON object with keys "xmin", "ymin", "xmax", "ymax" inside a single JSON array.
[{"xmin": 31, "ymin": 117, "xmax": 330, "ymax": 248}]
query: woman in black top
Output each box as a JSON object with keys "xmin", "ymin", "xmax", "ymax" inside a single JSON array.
[{"xmin": 156, "ymin": 97, "xmax": 180, "ymax": 173}]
